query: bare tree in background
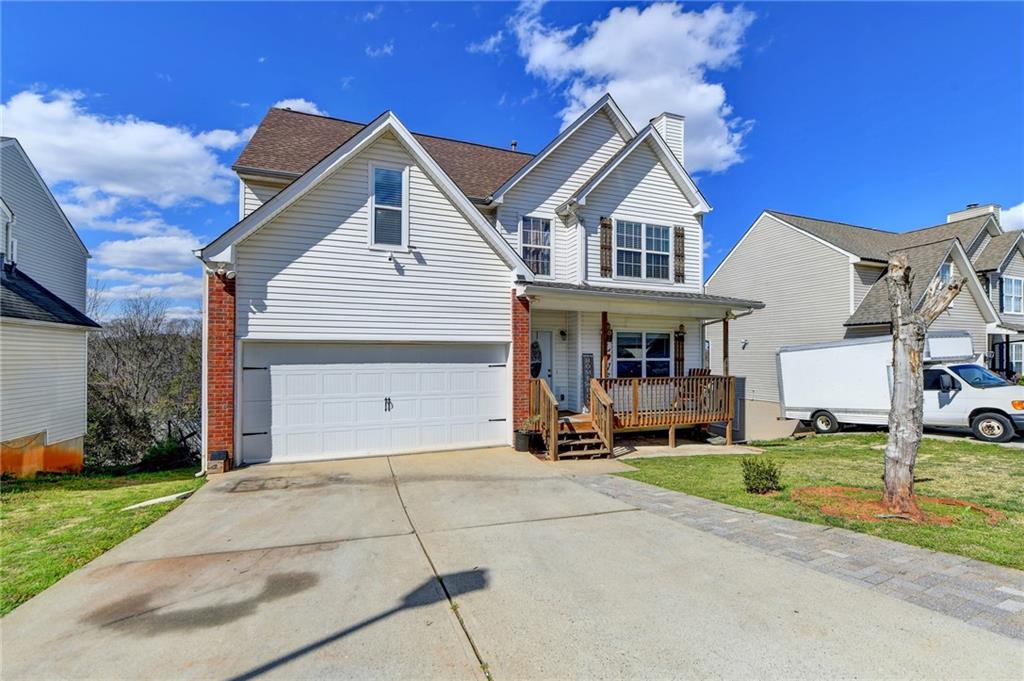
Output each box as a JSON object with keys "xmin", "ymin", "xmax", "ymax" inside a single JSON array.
[
  {"xmin": 884, "ymin": 254, "xmax": 965, "ymax": 518},
  {"xmin": 86, "ymin": 296, "xmax": 201, "ymax": 468},
  {"xmin": 86, "ymin": 277, "xmax": 112, "ymax": 321}
]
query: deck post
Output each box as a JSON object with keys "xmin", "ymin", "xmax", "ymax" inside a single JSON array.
[
  {"xmin": 669, "ymin": 425, "xmax": 676, "ymax": 448},
  {"xmin": 722, "ymin": 318, "xmax": 730, "ymax": 377},
  {"xmin": 600, "ymin": 311, "xmax": 610, "ymax": 378}
]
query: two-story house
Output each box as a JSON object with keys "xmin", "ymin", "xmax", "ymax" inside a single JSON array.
[
  {"xmin": 0, "ymin": 137, "xmax": 100, "ymax": 476},
  {"xmin": 197, "ymin": 95, "xmax": 763, "ymax": 467},
  {"xmin": 706, "ymin": 203, "xmax": 1018, "ymax": 440}
]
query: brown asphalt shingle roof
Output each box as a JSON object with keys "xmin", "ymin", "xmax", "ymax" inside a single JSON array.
[
  {"xmin": 234, "ymin": 108, "xmax": 534, "ymax": 200},
  {"xmin": 973, "ymin": 232, "xmax": 1023, "ymax": 272}
]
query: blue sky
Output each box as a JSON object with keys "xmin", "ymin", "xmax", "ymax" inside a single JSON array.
[{"xmin": 3, "ymin": 1, "xmax": 1022, "ymax": 317}]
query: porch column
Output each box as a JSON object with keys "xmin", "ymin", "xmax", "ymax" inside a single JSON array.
[
  {"xmin": 722, "ymin": 318, "xmax": 730, "ymax": 376},
  {"xmin": 600, "ymin": 311, "xmax": 610, "ymax": 378},
  {"xmin": 1005, "ymin": 334, "xmax": 1012, "ymax": 377},
  {"xmin": 511, "ymin": 290, "xmax": 531, "ymax": 429},
  {"xmin": 723, "ymin": 318, "xmax": 733, "ymax": 446},
  {"xmin": 206, "ymin": 272, "xmax": 236, "ymax": 466}
]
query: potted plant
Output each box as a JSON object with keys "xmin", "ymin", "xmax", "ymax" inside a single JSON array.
[{"xmin": 515, "ymin": 415, "xmax": 543, "ymax": 452}]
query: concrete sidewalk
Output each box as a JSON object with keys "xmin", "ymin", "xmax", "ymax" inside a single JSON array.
[{"xmin": 2, "ymin": 448, "xmax": 1021, "ymax": 680}]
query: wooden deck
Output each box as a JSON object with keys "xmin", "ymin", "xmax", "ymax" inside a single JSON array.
[{"xmin": 528, "ymin": 376, "xmax": 736, "ymax": 460}]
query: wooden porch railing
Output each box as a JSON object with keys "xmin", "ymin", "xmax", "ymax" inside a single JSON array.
[
  {"xmin": 588, "ymin": 379, "xmax": 614, "ymax": 453},
  {"xmin": 528, "ymin": 378, "xmax": 559, "ymax": 461},
  {"xmin": 595, "ymin": 376, "xmax": 734, "ymax": 432}
]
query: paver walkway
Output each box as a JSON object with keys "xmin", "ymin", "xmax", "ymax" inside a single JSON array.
[{"xmin": 575, "ymin": 473, "xmax": 1024, "ymax": 640}]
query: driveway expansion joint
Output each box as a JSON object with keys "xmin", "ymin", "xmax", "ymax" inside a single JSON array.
[{"xmin": 574, "ymin": 473, "xmax": 1024, "ymax": 641}]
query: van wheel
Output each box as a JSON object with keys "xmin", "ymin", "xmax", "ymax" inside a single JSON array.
[
  {"xmin": 811, "ymin": 410, "xmax": 841, "ymax": 434},
  {"xmin": 970, "ymin": 413, "xmax": 1014, "ymax": 443}
]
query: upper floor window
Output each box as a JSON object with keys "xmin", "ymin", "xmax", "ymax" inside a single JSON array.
[
  {"xmin": 521, "ymin": 216, "xmax": 551, "ymax": 276},
  {"xmin": 615, "ymin": 220, "xmax": 670, "ymax": 280},
  {"xmin": 938, "ymin": 262, "xmax": 952, "ymax": 285},
  {"xmin": 1004, "ymin": 276, "xmax": 1023, "ymax": 314},
  {"xmin": 370, "ymin": 164, "xmax": 407, "ymax": 248}
]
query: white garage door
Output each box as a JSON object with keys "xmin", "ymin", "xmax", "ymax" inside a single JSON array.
[{"xmin": 241, "ymin": 343, "xmax": 509, "ymax": 464}]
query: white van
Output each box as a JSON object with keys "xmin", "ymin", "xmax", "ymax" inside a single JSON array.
[{"xmin": 777, "ymin": 332, "xmax": 1024, "ymax": 443}]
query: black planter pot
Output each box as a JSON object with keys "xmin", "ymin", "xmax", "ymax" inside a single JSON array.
[{"xmin": 514, "ymin": 430, "xmax": 532, "ymax": 452}]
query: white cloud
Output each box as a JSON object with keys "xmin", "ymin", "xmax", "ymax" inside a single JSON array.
[
  {"xmin": 509, "ymin": 1, "xmax": 755, "ymax": 173},
  {"xmin": 467, "ymin": 30, "xmax": 504, "ymax": 54},
  {"xmin": 92, "ymin": 268, "xmax": 202, "ymax": 301},
  {"xmin": 1, "ymin": 89, "xmax": 248, "ymax": 206},
  {"xmin": 197, "ymin": 125, "xmax": 258, "ymax": 150},
  {"xmin": 93, "ymin": 234, "xmax": 201, "ymax": 271},
  {"xmin": 166, "ymin": 305, "xmax": 202, "ymax": 321},
  {"xmin": 359, "ymin": 4, "xmax": 383, "ymax": 21},
  {"xmin": 258, "ymin": 56, "xmax": 267, "ymax": 63},
  {"xmin": 365, "ymin": 40, "xmax": 395, "ymax": 58},
  {"xmin": 1001, "ymin": 202, "xmax": 1024, "ymax": 231},
  {"xmin": 272, "ymin": 98, "xmax": 327, "ymax": 116}
]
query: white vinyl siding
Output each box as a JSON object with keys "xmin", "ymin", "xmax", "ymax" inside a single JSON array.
[
  {"xmin": 581, "ymin": 140, "xmax": 701, "ymax": 291},
  {"xmin": 530, "ymin": 309, "xmax": 574, "ymax": 404},
  {"xmin": 0, "ymin": 143, "xmax": 88, "ymax": 313},
  {"xmin": 852, "ymin": 264, "xmax": 883, "ymax": 310},
  {"xmin": 0, "ymin": 322, "xmax": 88, "ymax": 444},
  {"xmin": 497, "ymin": 110, "xmax": 627, "ymax": 284},
  {"xmin": 929, "ymin": 263, "xmax": 990, "ymax": 352},
  {"xmin": 705, "ymin": 214, "xmax": 854, "ymax": 402},
  {"xmin": 240, "ymin": 178, "xmax": 289, "ymax": 218},
  {"xmin": 235, "ymin": 132, "xmax": 514, "ymax": 341},
  {"xmin": 997, "ymin": 252, "xmax": 1024, "ymax": 324}
]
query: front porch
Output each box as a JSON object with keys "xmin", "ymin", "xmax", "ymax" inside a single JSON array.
[{"xmin": 519, "ymin": 281, "xmax": 754, "ymax": 461}]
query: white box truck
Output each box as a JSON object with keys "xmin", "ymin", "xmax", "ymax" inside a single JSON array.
[{"xmin": 777, "ymin": 331, "xmax": 1024, "ymax": 443}]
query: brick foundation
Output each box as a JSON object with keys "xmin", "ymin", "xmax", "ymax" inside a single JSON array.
[
  {"xmin": 207, "ymin": 273, "xmax": 236, "ymax": 463},
  {"xmin": 511, "ymin": 289, "xmax": 531, "ymax": 429}
]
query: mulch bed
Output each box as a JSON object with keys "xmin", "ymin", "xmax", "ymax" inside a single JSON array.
[{"xmin": 791, "ymin": 486, "xmax": 1006, "ymax": 526}]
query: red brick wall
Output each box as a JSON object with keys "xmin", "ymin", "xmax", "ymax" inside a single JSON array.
[
  {"xmin": 511, "ymin": 289, "xmax": 531, "ymax": 428},
  {"xmin": 207, "ymin": 273, "xmax": 236, "ymax": 461}
]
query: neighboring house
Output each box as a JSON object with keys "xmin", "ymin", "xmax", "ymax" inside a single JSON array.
[
  {"xmin": 197, "ymin": 95, "xmax": 762, "ymax": 467},
  {"xmin": 0, "ymin": 137, "xmax": 100, "ymax": 476},
  {"xmin": 706, "ymin": 203, "xmax": 1017, "ymax": 440}
]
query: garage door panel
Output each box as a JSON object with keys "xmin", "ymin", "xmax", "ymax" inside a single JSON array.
[{"xmin": 242, "ymin": 344, "xmax": 508, "ymax": 464}]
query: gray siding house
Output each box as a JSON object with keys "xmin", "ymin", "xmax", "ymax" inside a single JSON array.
[{"xmin": 706, "ymin": 204, "xmax": 1015, "ymax": 440}]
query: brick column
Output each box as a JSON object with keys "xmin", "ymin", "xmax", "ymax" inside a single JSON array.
[
  {"xmin": 511, "ymin": 289, "xmax": 531, "ymax": 429},
  {"xmin": 207, "ymin": 273, "xmax": 236, "ymax": 462}
]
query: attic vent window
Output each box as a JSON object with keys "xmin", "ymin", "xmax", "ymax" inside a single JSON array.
[{"xmin": 369, "ymin": 163, "xmax": 409, "ymax": 249}]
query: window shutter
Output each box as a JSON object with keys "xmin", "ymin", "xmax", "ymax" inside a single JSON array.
[
  {"xmin": 600, "ymin": 217, "xmax": 612, "ymax": 277},
  {"xmin": 1000, "ymin": 277, "xmax": 1005, "ymax": 313},
  {"xmin": 673, "ymin": 224, "xmax": 686, "ymax": 283}
]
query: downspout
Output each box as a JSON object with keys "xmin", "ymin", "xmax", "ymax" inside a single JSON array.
[{"xmin": 195, "ymin": 250, "xmax": 209, "ymax": 477}]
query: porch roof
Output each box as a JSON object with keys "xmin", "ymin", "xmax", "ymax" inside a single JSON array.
[{"xmin": 522, "ymin": 281, "xmax": 763, "ymax": 316}]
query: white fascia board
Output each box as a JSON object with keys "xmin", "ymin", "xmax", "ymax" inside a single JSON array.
[
  {"xmin": 0, "ymin": 316, "xmax": 96, "ymax": 332},
  {"xmin": 572, "ymin": 125, "xmax": 711, "ymax": 215},
  {"xmin": 488, "ymin": 93, "xmax": 636, "ymax": 205},
  {"xmin": 200, "ymin": 112, "xmax": 533, "ymax": 280},
  {"xmin": 0, "ymin": 138, "xmax": 90, "ymax": 258}
]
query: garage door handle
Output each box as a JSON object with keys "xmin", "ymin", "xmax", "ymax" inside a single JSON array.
[{"xmin": 384, "ymin": 397, "xmax": 393, "ymax": 412}]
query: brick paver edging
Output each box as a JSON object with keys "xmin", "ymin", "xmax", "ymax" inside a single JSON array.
[{"xmin": 574, "ymin": 474, "xmax": 1024, "ymax": 641}]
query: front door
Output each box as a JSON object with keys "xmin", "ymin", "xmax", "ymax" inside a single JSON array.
[{"xmin": 530, "ymin": 330, "xmax": 553, "ymax": 390}]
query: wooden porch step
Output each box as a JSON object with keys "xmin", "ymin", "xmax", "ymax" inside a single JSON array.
[{"xmin": 558, "ymin": 437, "xmax": 605, "ymax": 449}]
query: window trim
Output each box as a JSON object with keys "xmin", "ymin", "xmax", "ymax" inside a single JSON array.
[
  {"xmin": 1004, "ymin": 275, "xmax": 1024, "ymax": 314},
  {"xmin": 1012, "ymin": 342, "xmax": 1024, "ymax": 374},
  {"xmin": 612, "ymin": 218, "xmax": 672, "ymax": 281},
  {"xmin": 938, "ymin": 262, "xmax": 952, "ymax": 284},
  {"xmin": 367, "ymin": 161, "xmax": 410, "ymax": 251},
  {"xmin": 612, "ymin": 329, "xmax": 676, "ymax": 378},
  {"xmin": 519, "ymin": 214, "xmax": 554, "ymax": 278}
]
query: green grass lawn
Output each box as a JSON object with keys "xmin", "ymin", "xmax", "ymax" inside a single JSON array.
[
  {"xmin": 621, "ymin": 434, "xmax": 1024, "ymax": 570},
  {"xmin": 1, "ymin": 468, "xmax": 205, "ymax": 616}
]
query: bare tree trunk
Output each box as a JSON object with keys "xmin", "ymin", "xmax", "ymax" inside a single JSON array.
[{"xmin": 884, "ymin": 255, "xmax": 965, "ymax": 518}]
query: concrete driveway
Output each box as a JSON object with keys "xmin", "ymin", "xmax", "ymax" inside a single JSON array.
[{"xmin": 3, "ymin": 449, "xmax": 1021, "ymax": 680}]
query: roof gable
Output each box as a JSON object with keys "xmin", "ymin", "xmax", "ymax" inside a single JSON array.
[
  {"xmin": 562, "ymin": 124, "xmax": 710, "ymax": 215},
  {"xmin": 234, "ymin": 108, "xmax": 533, "ymax": 200},
  {"xmin": 972, "ymin": 231, "xmax": 1024, "ymax": 272},
  {"xmin": 488, "ymin": 94, "xmax": 636, "ymax": 205},
  {"xmin": 0, "ymin": 138, "xmax": 90, "ymax": 257},
  {"xmin": 846, "ymin": 238, "xmax": 998, "ymax": 327},
  {"xmin": 202, "ymin": 111, "xmax": 532, "ymax": 278}
]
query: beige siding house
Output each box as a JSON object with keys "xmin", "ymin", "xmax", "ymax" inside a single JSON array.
[{"xmin": 707, "ymin": 204, "xmax": 1010, "ymax": 440}]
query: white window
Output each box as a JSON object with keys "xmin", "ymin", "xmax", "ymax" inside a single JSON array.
[
  {"xmin": 938, "ymin": 262, "xmax": 952, "ymax": 284},
  {"xmin": 1003, "ymin": 276, "xmax": 1023, "ymax": 314},
  {"xmin": 521, "ymin": 216, "xmax": 551, "ymax": 276},
  {"xmin": 1011, "ymin": 343, "xmax": 1023, "ymax": 375},
  {"xmin": 369, "ymin": 164, "xmax": 408, "ymax": 248},
  {"xmin": 615, "ymin": 220, "xmax": 670, "ymax": 280},
  {"xmin": 614, "ymin": 331, "xmax": 672, "ymax": 378}
]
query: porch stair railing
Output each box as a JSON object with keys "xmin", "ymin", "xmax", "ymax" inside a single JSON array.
[
  {"xmin": 529, "ymin": 378, "xmax": 560, "ymax": 461},
  {"xmin": 589, "ymin": 379, "xmax": 614, "ymax": 454}
]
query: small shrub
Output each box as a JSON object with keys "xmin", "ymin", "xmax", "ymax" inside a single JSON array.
[
  {"xmin": 741, "ymin": 457, "xmax": 782, "ymax": 494},
  {"xmin": 138, "ymin": 437, "xmax": 196, "ymax": 472}
]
